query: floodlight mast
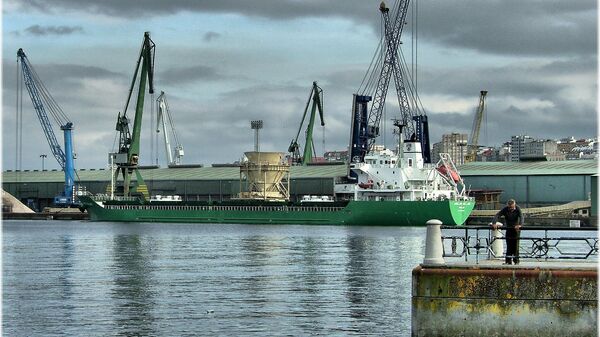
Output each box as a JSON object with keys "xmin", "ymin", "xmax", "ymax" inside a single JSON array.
[{"xmin": 251, "ymin": 120, "xmax": 263, "ymax": 152}]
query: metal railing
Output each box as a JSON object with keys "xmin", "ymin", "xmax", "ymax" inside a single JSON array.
[{"xmin": 441, "ymin": 226, "xmax": 598, "ymax": 264}]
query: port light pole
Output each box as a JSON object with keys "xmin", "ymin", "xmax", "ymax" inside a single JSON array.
[
  {"xmin": 251, "ymin": 120, "xmax": 263, "ymax": 152},
  {"xmin": 40, "ymin": 154, "xmax": 47, "ymax": 170}
]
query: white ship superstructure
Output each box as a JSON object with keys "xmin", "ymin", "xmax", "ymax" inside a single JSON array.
[{"xmin": 335, "ymin": 140, "xmax": 469, "ymax": 202}]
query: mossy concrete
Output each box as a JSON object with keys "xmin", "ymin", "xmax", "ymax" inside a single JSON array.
[{"xmin": 412, "ymin": 265, "xmax": 597, "ymax": 336}]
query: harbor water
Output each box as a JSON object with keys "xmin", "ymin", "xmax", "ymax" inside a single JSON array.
[{"xmin": 3, "ymin": 220, "xmax": 426, "ymax": 336}]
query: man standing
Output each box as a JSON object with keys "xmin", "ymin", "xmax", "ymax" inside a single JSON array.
[{"xmin": 492, "ymin": 199, "xmax": 524, "ymax": 265}]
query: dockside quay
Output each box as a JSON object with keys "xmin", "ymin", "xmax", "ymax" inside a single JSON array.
[
  {"xmin": 2, "ymin": 159, "xmax": 598, "ymax": 213},
  {"xmin": 412, "ymin": 221, "xmax": 598, "ymax": 336}
]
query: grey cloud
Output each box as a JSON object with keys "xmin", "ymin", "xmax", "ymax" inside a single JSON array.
[
  {"xmin": 158, "ymin": 65, "xmax": 224, "ymax": 85},
  {"xmin": 203, "ymin": 31, "xmax": 221, "ymax": 42},
  {"xmin": 10, "ymin": 0, "xmax": 596, "ymax": 57},
  {"xmin": 3, "ymin": 58, "xmax": 125, "ymax": 91},
  {"xmin": 417, "ymin": 55, "xmax": 597, "ymax": 100},
  {"xmin": 24, "ymin": 24, "xmax": 84, "ymax": 36},
  {"xmin": 415, "ymin": 0, "xmax": 596, "ymax": 57},
  {"xmin": 11, "ymin": 0, "xmax": 375, "ymax": 23}
]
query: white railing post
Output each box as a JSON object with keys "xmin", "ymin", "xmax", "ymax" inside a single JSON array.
[
  {"xmin": 491, "ymin": 222, "xmax": 504, "ymax": 258},
  {"xmin": 423, "ymin": 219, "xmax": 445, "ymax": 265}
]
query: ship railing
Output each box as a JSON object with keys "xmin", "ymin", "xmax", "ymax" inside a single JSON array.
[
  {"xmin": 438, "ymin": 225, "xmax": 598, "ymax": 264},
  {"xmin": 93, "ymin": 194, "xmax": 139, "ymax": 202},
  {"xmin": 103, "ymin": 204, "xmax": 346, "ymax": 212}
]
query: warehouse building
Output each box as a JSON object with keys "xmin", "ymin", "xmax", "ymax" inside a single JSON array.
[
  {"xmin": 458, "ymin": 160, "xmax": 597, "ymax": 209},
  {"xmin": 3, "ymin": 160, "xmax": 597, "ymax": 216},
  {"xmin": 2, "ymin": 165, "xmax": 347, "ymax": 211}
]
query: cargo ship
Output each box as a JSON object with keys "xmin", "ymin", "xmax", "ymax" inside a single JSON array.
[
  {"xmin": 80, "ymin": 144, "xmax": 475, "ymax": 226},
  {"xmin": 78, "ymin": 30, "xmax": 475, "ymax": 225}
]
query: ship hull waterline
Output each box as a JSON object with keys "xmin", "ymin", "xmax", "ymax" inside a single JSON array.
[{"xmin": 80, "ymin": 196, "xmax": 475, "ymax": 226}]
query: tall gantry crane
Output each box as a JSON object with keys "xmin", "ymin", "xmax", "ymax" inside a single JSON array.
[
  {"xmin": 156, "ymin": 91, "xmax": 184, "ymax": 167},
  {"xmin": 349, "ymin": 0, "xmax": 430, "ymax": 168},
  {"xmin": 465, "ymin": 90, "xmax": 487, "ymax": 163},
  {"xmin": 109, "ymin": 32, "xmax": 155, "ymax": 199},
  {"xmin": 288, "ymin": 82, "xmax": 324, "ymax": 166},
  {"xmin": 16, "ymin": 48, "xmax": 79, "ymax": 206}
]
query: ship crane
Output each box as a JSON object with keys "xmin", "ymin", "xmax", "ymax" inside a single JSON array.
[
  {"xmin": 349, "ymin": 0, "xmax": 430, "ymax": 171},
  {"xmin": 156, "ymin": 91, "xmax": 184, "ymax": 167},
  {"xmin": 16, "ymin": 48, "xmax": 79, "ymax": 206},
  {"xmin": 288, "ymin": 81, "xmax": 324, "ymax": 166},
  {"xmin": 465, "ymin": 90, "xmax": 487, "ymax": 163},
  {"xmin": 110, "ymin": 32, "xmax": 155, "ymax": 200}
]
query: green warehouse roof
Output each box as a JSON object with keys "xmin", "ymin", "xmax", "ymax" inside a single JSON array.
[
  {"xmin": 2, "ymin": 164, "xmax": 349, "ymax": 183},
  {"xmin": 458, "ymin": 160, "xmax": 598, "ymax": 176},
  {"xmin": 4, "ymin": 160, "xmax": 597, "ymax": 183}
]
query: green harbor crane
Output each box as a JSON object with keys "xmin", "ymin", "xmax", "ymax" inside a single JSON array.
[
  {"xmin": 109, "ymin": 32, "xmax": 155, "ymax": 199},
  {"xmin": 288, "ymin": 81, "xmax": 324, "ymax": 165}
]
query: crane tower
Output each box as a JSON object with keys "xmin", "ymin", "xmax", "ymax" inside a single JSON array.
[
  {"xmin": 156, "ymin": 91, "xmax": 185, "ymax": 167},
  {"xmin": 465, "ymin": 90, "xmax": 487, "ymax": 163},
  {"xmin": 109, "ymin": 32, "xmax": 155, "ymax": 200}
]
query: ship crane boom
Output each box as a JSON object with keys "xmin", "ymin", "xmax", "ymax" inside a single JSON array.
[{"xmin": 348, "ymin": 0, "xmax": 431, "ymax": 168}]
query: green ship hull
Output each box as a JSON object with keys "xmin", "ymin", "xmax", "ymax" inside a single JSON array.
[{"xmin": 79, "ymin": 196, "xmax": 474, "ymax": 226}]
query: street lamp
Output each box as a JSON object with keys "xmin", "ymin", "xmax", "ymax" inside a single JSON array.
[{"xmin": 40, "ymin": 154, "xmax": 47, "ymax": 170}]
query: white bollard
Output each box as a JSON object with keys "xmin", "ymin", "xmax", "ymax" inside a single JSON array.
[
  {"xmin": 423, "ymin": 219, "xmax": 445, "ymax": 265},
  {"xmin": 490, "ymin": 222, "xmax": 504, "ymax": 258}
]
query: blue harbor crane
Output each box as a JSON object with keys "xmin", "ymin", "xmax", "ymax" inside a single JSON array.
[
  {"xmin": 348, "ymin": 0, "xmax": 431, "ymax": 177},
  {"xmin": 16, "ymin": 48, "xmax": 79, "ymax": 206},
  {"xmin": 288, "ymin": 81, "xmax": 324, "ymax": 166}
]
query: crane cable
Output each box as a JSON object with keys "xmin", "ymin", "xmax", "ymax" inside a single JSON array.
[
  {"xmin": 357, "ymin": 17, "xmax": 386, "ymax": 96},
  {"xmin": 22, "ymin": 57, "xmax": 71, "ymax": 126}
]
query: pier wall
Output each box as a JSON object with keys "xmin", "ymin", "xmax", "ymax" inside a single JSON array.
[{"xmin": 412, "ymin": 265, "xmax": 597, "ymax": 337}]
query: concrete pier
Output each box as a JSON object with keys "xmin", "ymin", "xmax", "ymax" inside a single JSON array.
[
  {"xmin": 412, "ymin": 262, "xmax": 598, "ymax": 337},
  {"xmin": 413, "ymin": 222, "xmax": 597, "ymax": 336},
  {"xmin": 412, "ymin": 261, "xmax": 597, "ymax": 336}
]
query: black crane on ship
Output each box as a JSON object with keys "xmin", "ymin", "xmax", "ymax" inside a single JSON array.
[{"xmin": 348, "ymin": 0, "xmax": 430, "ymax": 178}]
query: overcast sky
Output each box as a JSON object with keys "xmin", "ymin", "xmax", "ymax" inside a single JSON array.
[{"xmin": 2, "ymin": 0, "xmax": 597, "ymax": 170}]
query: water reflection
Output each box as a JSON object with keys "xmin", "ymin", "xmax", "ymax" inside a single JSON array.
[
  {"xmin": 58, "ymin": 235, "xmax": 75, "ymax": 323},
  {"xmin": 345, "ymin": 236, "xmax": 373, "ymax": 321},
  {"xmin": 3, "ymin": 221, "xmax": 426, "ymax": 336},
  {"xmin": 110, "ymin": 235, "xmax": 156, "ymax": 336}
]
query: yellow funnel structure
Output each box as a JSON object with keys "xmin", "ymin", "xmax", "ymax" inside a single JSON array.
[{"xmin": 238, "ymin": 152, "xmax": 290, "ymax": 201}]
